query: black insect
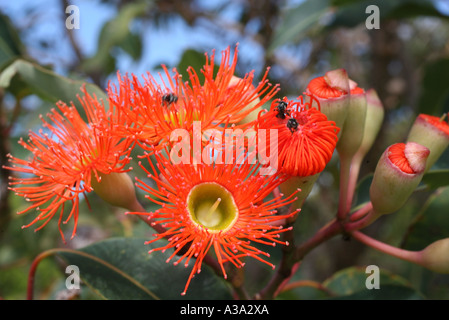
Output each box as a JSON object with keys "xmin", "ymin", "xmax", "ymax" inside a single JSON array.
[
  {"xmin": 275, "ymin": 100, "xmax": 289, "ymax": 119},
  {"xmin": 287, "ymin": 118, "xmax": 298, "ymax": 133},
  {"xmin": 162, "ymin": 93, "xmax": 178, "ymax": 106}
]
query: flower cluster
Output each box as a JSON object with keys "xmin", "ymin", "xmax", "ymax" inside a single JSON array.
[{"xmin": 6, "ymin": 45, "xmax": 449, "ymax": 295}]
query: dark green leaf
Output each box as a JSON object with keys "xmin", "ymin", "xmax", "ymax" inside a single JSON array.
[
  {"xmin": 353, "ymin": 173, "xmax": 373, "ymax": 208},
  {"xmin": 276, "ymin": 284, "xmax": 332, "ymax": 300},
  {"xmin": 176, "ymin": 49, "xmax": 210, "ymax": 84},
  {"xmin": 330, "ymin": 284, "xmax": 423, "ymax": 300},
  {"xmin": 421, "ymin": 169, "xmax": 449, "ymax": 190},
  {"xmin": 418, "ymin": 58, "xmax": 449, "ymax": 116},
  {"xmin": 57, "ymin": 237, "xmax": 232, "ymax": 300},
  {"xmin": 402, "ymin": 186, "xmax": 449, "ymax": 251},
  {"xmin": 0, "ymin": 13, "xmax": 25, "ymax": 69},
  {"xmin": 323, "ymin": 266, "xmax": 423, "ymax": 299},
  {"xmin": 324, "ymin": 266, "xmax": 410, "ymax": 294},
  {"xmin": 118, "ymin": 32, "xmax": 143, "ymax": 61}
]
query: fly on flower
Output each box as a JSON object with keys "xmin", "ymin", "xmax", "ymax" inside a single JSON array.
[
  {"xmin": 4, "ymin": 87, "xmax": 135, "ymax": 241},
  {"xmin": 255, "ymin": 96, "xmax": 340, "ymax": 208},
  {"xmin": 257, "ymin": 96, "xmax": 340, "ymax": 178},
  {"xmin": 130, "ymin": 150, "xmax": 300, "ymax": 296},
  {"xmin": 108, "ymin": 45, "xmax": 279, "ymax": 151}
]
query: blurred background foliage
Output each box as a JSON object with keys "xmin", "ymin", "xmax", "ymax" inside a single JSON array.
[{"xmin": 1, "ymin": 0, "xmax": 449, "ymax": 300}]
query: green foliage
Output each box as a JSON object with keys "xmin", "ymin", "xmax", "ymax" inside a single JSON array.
[
  {"xmin": 323, "ymin": 267, "xmax": 423, "ymax": 299},
  {"xmin": 268, "ymin": 0, "xmax": 331, "ymax": 52},
  {"xmin": 421, "ymin": 169, "xmax": 449, "ymax": 190},
  {"xmin": 0, "ymin": 59, "xmax": 107, "ymax": 106},
  {"xmin": 418, "ymin": 58, "xmax": 449, "ymax": 116},
  {"xmin": 329, "ymin": 0, "xmax": 449, "ymax": 28},
  {"xmin": 82, "ymin": 1, "xmax": 151, "ymax": 75},
  {"xmin": 56, "ymin": 237, "xmax": 233, "ymax": 300},
  {"xmin": 270, "ymin": 0, "xmax": 449, "ymax": 52},
  {"xmin": 402, "ymin": 186, "xmax": 449, "ymax": 251},
  {"xmin": 0, "ymin": 13, "xmax": 25, "ymax": 68}
]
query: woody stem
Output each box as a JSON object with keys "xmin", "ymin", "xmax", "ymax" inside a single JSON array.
[{"xmin": 258, "ymin": 218, "xmax": 342, "ymax": 299}]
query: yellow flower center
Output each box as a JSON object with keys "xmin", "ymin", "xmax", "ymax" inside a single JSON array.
[{"xmin": 186, "ymin": 182, "xmax": 238, "ymax": 232}]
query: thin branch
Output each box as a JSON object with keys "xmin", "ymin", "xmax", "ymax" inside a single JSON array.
[
  {"xmin": 61, "ymin": 0, "xmax": 84, "ymax": 64},
  {"xmin": 351, "ymin": 231, "xmax": 423, "ymax": 266},
  {"xmin": 0, "ymin": 90, "xmax": 12, "ymax": 239}
]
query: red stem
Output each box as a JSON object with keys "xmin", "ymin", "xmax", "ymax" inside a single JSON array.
[
  {"xmin": 346, "ymin": 153, "xmax": 363, "ymax": 216},
  {"xmin": 127, "ymin": 199, "xmax": 167, "ymax": 234},
  {"xmin": 351, "ymin": 231, "xmax": 423, "ymax": 265},
  {"xmin": 27, "ymin": 249, "xmax": 60, "ymax": 300}
]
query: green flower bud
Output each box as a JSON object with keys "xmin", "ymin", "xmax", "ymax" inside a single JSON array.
[
  {"xmin": 336, "ymin": 82, "xmax": 367, "ymax": 159},
  {"xmin": 419, "ymin": 238, "xmax": 449, "ymax": 274},
  {"xmin": 370, "ymin": 142, "xmax": 429, "ymax": 215},
  {"xmin": 406, "ymin": 113, "xmax": 449, "ymax": 172},
  {"xmin": 356, "ymin": 88, "xmax": 384, "ymax": 158},
  {"xmin": 280, "ymin": 174, "xmax": 319, "ymax": 209},
  {"xmin": 91, "ymin": 172, "xmax": 139, "ymax": 211}
]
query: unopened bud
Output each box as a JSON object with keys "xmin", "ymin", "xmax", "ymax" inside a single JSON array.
[
  {"xmin": 305, "ymin": 69, "xmax": 350, "ymax": 135},
  {"xmin": 336, "ymin": 82, "xmax": 367, "ymax": 159},
  {"xmin": 419, "ymin": 238, "xmax": 449, "ymax": 274},
  {"xmin": 91, "ymin": 172, "xmax": 138, "ymax": 211},
  {"xmin": 370, "ymin": 142, "xmax": 429, "ymax": 215},
  {"xmin": 356, "ymin": 89, "xmax": 384, "ymax": 158},
  {"xmin": 406, "ymin": 113, "xmax": 449, "ymax": 172},
  {"xmin": 280, "ymin": 174, "xmax": 319, "ymax": 209}
]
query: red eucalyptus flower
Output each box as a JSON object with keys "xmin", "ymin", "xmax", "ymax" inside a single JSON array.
[
  {"xmin": 108, "ymin": 45, "xmax": 279, "ymax": 150},
  {"xmin": 131, "ymin": 151, "xmax": 299, "ymax": 295},
  {"xmin": 5, "ymin": 88, "xmax": 134, "ymax": 240},
  {"xmin": 257, "ymin": 96, "xmax": 340, "ymax": 178}
]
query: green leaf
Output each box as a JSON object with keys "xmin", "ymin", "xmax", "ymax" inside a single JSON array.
[
  {"xmin": 0, "ymin": 59, "xmax": 108, "ymax": 108},
  {"xmin": 418, "ymin": 58, "xmax": 449, "ymax": 116},
  {"xmin": 82, "ymin": 1, "xmax": 150, "ymax": 74},
  {"xmin": 402, "ymin": 186, "xmax": 449, "ymax": 251},
  {"xmin": 268, "ymin": 0, "xmax": 331, "ymax": 52},
  {"xmin": 421, "ymin": 169, "xmax": 449, "ymax": 190},
  {"xmin": 352, "ymin": 173, "xmax": 373, "ymax": 208},
  {"xmin": 330, "ymin": 284, "xmax": 423, "ymax": 300},
  {"xmin": 323, "ymin": 266, "xmax": 423, "ymax": 299},
  {"xmin": 56, "ymin": 237, "xmax": 232, "ymax": 300},
  {"xmin": 176, "ymin": 49, "xmax": 210, "ymax": 84},
  {"xmin": 0, "ymin": 13, "xmax": 25, "ymax": 69},
  {"xmin": 118, "ymin": 32, "xmax": 143, "ymax": 61}
]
